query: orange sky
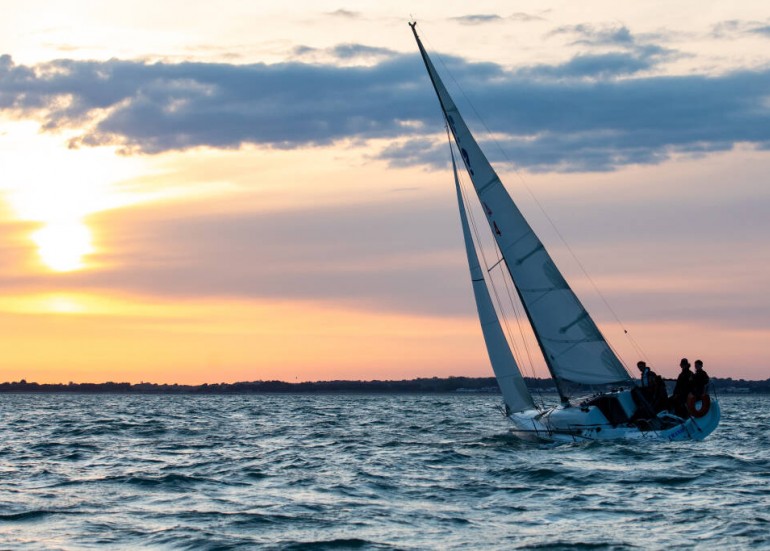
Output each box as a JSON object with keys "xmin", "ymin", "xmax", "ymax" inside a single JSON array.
[{"xmin": 1, "ymin": 1, "xmax": 768, "ymax": 383}]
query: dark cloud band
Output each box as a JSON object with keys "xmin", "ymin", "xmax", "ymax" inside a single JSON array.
[{"xmin": 1, "ymin": 44, "xmax": 769, "ymax": 172}]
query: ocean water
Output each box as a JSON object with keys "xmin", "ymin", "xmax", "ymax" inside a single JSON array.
[{"xmin": 0, "ymin": 393, "xmax": 768, "ymax": 550}]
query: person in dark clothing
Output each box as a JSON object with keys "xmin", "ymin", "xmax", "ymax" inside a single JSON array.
[
  {"xmin": 632, "ymin": 361, "xmax": 658, "ymax": 418},
  {"xmin": 691, "ymin": 359, "xmax": 710, "ymax": 398},
  {"xmin": 637, "ymin": 361, "xmax": 655, "ymax": 390},
  {"xmin": 652, "ymin": 374, "xmax": 668, "ymax": 413},
  {"xmin": 670, "ymin": 358, "xmax": 692, "ymax": 417}
]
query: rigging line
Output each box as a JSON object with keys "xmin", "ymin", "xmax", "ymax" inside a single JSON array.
[
  {"xmin": 500, "ymin": 255, "xmax": 539, "ymax": 374},
  {"xmin": 447, "ymin": 129, "xmax": 536, "ymax": 381},
  {"xmin": 486, "ymin": 222, "xmax": 539, "ymax": 377},
  {"xmin": 465, "ymin": 172, "xmax": 541, "ymax": 395},
  {"xmin": 424, "ymin": 31, "xmax": 645, "ymax": 373},
  {"xmin": 456, "ymin": 151, "xmax": 524, "ymax": 367},
  {"xmin": 439, "ymin": 115, "xmax": 544, "ymax": 392},
  {"xmin": 495, "ymin": 238, "xmax": 547, "ymax": 407},
  {"xmin": 448, "ymin": 133, "xmax": 543, "ymax": 392},
  {"xmin": 503, "ymin": 177, "xmax": 646, "ymax": 371},
  {"xmin": 487, "ymin": 257, "xmax": 505, "ymax": 272}
]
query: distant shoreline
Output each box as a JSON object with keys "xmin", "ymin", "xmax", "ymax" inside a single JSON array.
[{"xmin": 1, "ymin": 376, "xmax": 768, "ymax": 394}]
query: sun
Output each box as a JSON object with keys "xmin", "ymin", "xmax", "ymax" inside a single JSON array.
[{"xmin": 31, "ymin": 220, "xmax": 94, "ymax": 272}]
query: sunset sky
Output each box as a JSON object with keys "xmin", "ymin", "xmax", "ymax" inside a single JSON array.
[{"xmin": 1, "ymin": 1, "xmax": 768, "ymax": 383}]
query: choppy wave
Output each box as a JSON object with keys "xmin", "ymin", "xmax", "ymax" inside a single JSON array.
[{"xmin": 0, "ymin": 394, "xmax": 768, "ymax": 549}]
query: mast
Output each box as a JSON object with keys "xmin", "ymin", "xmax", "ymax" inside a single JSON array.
[{"xmin": 410, "ymin": 22, "xmax": 632, "ymax": 401}]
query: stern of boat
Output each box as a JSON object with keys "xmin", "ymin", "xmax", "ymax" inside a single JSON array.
[{"xmin": 664, "ymin": 396, "xmax": 721, "ymax": 441}]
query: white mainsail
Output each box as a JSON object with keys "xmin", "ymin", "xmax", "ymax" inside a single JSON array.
[
  {"xmin": 411, "ymin": 23, "xmax": 632, "ymax": 399},
  {"xmin": 451, "ymin": 144, "xmax": 535, "ymax": 413}
]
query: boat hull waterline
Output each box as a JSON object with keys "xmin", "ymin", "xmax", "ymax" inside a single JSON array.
[{"xmin": 509, "ymin": 392, "xmax": 721, "ymax": 442}]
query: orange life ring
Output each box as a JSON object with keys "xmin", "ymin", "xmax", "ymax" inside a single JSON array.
[{"xmin": 686, "ymin": 393, "xmax": 711, "ymax": 418}]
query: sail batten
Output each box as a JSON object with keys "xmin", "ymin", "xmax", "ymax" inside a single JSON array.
[{"xmin": 411, "ymin": 23, "xmax": 632, "ymax": 399}]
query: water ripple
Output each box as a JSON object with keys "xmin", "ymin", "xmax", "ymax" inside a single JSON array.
[{"xmin": 0, "ymin": 394, "xmax": 768, "ymax": 549}]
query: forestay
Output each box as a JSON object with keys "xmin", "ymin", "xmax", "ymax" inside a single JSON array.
[{"xmin": 411, "ymin": 24, "xmax": 632, "ymax": 398}]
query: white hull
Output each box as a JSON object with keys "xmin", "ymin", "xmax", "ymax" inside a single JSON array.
[{"xmin": 508, "ymin": 391, "xmax": 721, "ymax": 442}]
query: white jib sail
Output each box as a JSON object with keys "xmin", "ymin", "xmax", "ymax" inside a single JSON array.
[
  {"xmin": 451, "ymin": 144, "xmax": 535, "ymax": 414},
  {"xmin": 412, "ymin": 24, "xmax": 631, "ymax": 394}
]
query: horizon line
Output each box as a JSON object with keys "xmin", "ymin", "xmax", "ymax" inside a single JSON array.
[{"xmin": 2, "ymin": 374, "xmax": 767, "ymax": 386}]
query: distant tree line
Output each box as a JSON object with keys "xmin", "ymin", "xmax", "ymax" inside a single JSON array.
[{"xmin": 0, "ymin": 376, "xmax": 767, "ymax": 394}]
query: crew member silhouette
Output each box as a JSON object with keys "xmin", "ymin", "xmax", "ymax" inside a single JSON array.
[
  {"xmin": 691, "ymin": 359, "xmax": 710, "ymax": 399},
  {"xmin": 671, "ymin": 358, "xmax": 692, "ymax": 417}
]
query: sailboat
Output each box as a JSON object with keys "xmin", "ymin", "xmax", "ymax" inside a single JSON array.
[{"xmin": 410, "ymin": 22, "xmax": 720, "ymax": 441}]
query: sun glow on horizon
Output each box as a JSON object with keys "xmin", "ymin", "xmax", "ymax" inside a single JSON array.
[
  {"xmin": 0, "ymin": 122, "xmax": 154, "ymax": 273},
  {"xmin": 31, "ymin": 219, "xmax": 94, "ymax": 271}
]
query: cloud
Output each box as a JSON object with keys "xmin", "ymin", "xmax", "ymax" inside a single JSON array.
[
  {"xmin": 377, "ymin": 62, "xmax": 770, "ymax": 171},
  {"xmin": 377, "ymin": 137, "xmax": 449, "ymax": 168},
  {"xmin": 518, "ymin": 51, "xmax": 659, "ymax": 79},
  {"xmin": 451, "ymin": 12, "xmax": 544, "ymax": 25},
  {"xmin": 326, "ymin": 9, "xmax": 360, "ymax": 19},
  {"xmin": 510, "ymin": 12, "xmax": 545, "ymax": 23},
  {"xmin": 9, "ymin": 176, "xmax": 768, "ymax": 333},
  {"xmin": 545, "ymin": 24, "xmax": 677, "ymax": 67},
  {"xmin": 712, "ymin": 19, "xmax": 770, "ymax": 39},
  {"xmin": 331, "ymin": 44, "xmax": 396, "ymax": 60},
  {"xmin": 35, "ymin": 197, "xmax": 474, "ymax": 318},
  {"xmin": 0, "ymin": 52, "xmax": 434, "ymax": 152},
  {"xmin": 291, "ymin": 43, "xmax": 397, "ymax": 65},
  {"xmin": 451, "ymin": 14, "xmax": 504, "ymax": 26},
  {"xmin": 1, "ymin": 42, "xmax": 769, "ymax": 172},
  {"xmin": 549, "ymin": 23, "xmax": 635, "ymax": 47},
  {"xmin": 0, "ymin": 218, "xmax": 38, "ymax": 275}
]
